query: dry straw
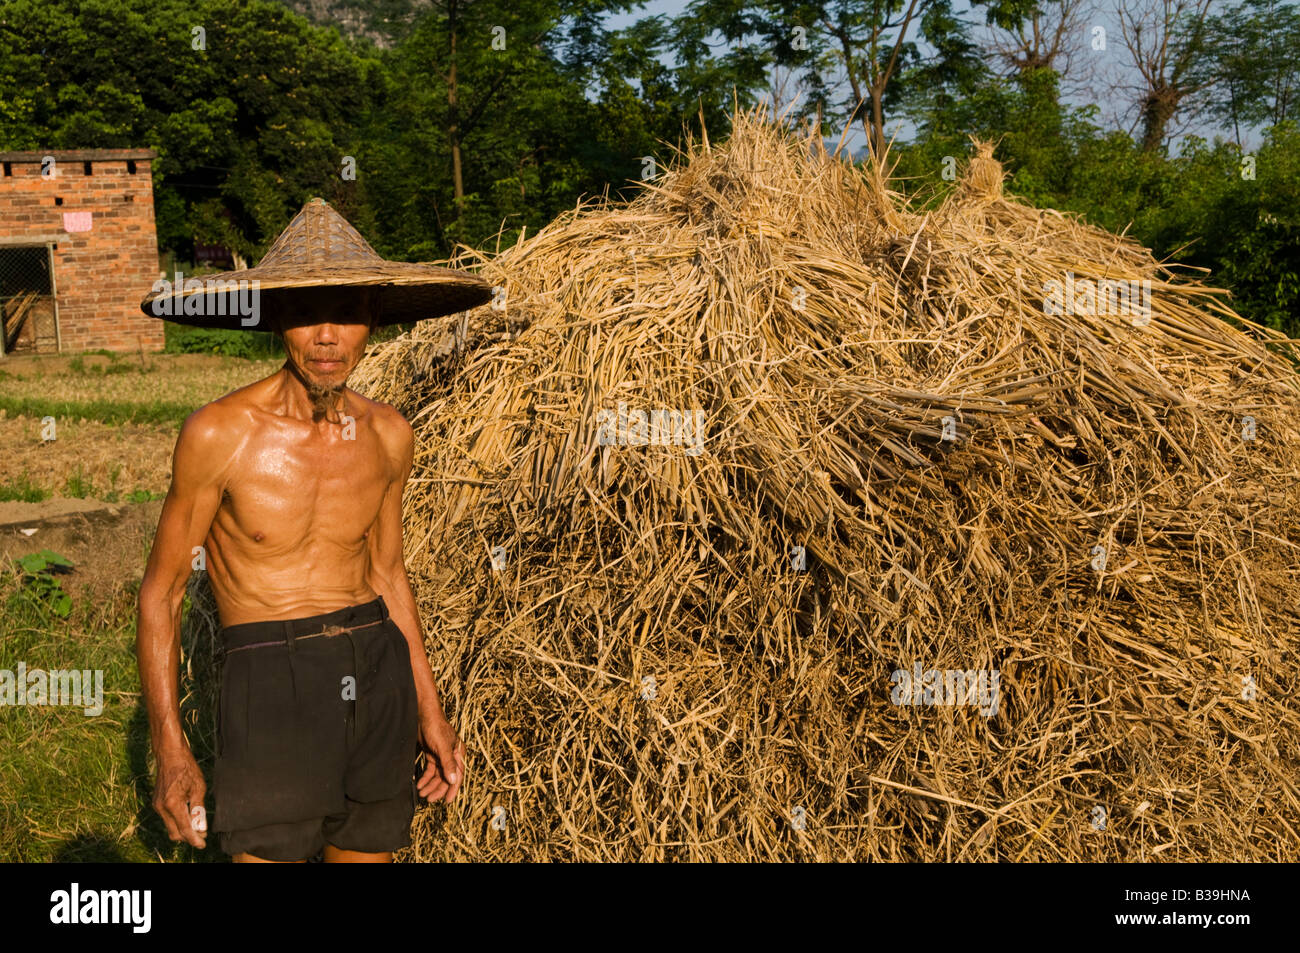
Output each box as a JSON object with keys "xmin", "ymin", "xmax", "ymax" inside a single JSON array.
[{"xmin": 346, "ymin": 106, "xmax": 1300, "ymax": 861}]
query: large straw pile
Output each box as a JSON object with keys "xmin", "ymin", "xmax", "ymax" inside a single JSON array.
[{"xmin": 352, "ymin": 107, "xmax": 1300, "ymax": 861}]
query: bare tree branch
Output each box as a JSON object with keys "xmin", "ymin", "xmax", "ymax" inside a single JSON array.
[{"xmin": 1114, "ymin": 0, "xmax": 1215, "ymax": 151}]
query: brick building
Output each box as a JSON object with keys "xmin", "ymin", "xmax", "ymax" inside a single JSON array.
[{"xmin": 0, "ymin": 149, "xmax": 163, "ymax": 355}]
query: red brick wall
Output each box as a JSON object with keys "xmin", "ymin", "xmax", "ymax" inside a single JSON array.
[{"xmin": 0, "ymin": 155, "xmax": 164, "ymax": 353}]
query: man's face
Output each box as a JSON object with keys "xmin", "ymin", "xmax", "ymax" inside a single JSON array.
[
  {"xmin": 276, "ymin": 288, "xmax": 374, "ymax": 380},
  {"xmin": 274, "ymin": 288, "xmax": 376, "ymax": 415}
]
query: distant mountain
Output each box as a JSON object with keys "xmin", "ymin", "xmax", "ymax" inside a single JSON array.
[{"xmin": 277, "ymin": 0, "xmax": 434, "ymax": 47}]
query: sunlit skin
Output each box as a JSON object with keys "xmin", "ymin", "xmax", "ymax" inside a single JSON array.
[{"xmin": 136, "ymin": 287, "xmax": 465, "ymax": 863}]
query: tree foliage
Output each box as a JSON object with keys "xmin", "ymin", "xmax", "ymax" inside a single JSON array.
[{"xmin": 0, "ymin": 0, "xmax": 1294, "ymax": 335}]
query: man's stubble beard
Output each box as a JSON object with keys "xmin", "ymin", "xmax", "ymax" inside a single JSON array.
[
  {"xmin": 281, "ymin": 351, "xmax": 348, "ymax": 421},
  {"xmin": 275, "ymin": 322, "xmax": 370, "ymax": 421},
  {"xmin": 305, "ymin": 376, "xmax": 346, "ymax": 421}
]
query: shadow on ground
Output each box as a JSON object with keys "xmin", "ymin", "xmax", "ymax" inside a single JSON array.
[
  {"xmin": 123, "ymin": 572, "xmax": 227, "ymax": 863},
  {"xmin": 50, "ymin": 835, "xmax": 129, "ymax": 862}
]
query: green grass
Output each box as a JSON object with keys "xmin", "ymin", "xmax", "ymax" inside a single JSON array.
[
  {"xmin": 0, "ymin": 562, "xmax": 226, "ymax": 862},
  {"xmin": 0, "ymin": 473, "xmax": 50, "ymax": 502},
  {"xmin": 68, "ymin": 352, "xmax": 152, "ymax": 376},
  {"xmin": 0, "ymin": 396, "xmax": 194, "ymax": 427},
  {"xmin": 63, "ymin": 464, "xmax": 93, "ymax": 499},
  {"xmin": 1, "ymin": 469, "xmax": 160, "ymax": 505}
]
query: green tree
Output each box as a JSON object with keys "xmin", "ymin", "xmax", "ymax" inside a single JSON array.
[
  {"xmin": 1193, "ymin": 0, "xmax": 1300, "ymax": 143},
  {"xmin": 673, "ymin": 0, "xmax": 963, "ymax": 163},
  {"xmin": 0, "ymin": 0, "xmax": 377, "ymax": 259},
  {"xmin": 359, "ymin": 0, "xmax": 651, "ymax": 256}
]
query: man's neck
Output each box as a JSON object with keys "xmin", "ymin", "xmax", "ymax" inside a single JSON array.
[{"xmin": 275, "ymin": 361, "xmax": 349, "ymax": 424}]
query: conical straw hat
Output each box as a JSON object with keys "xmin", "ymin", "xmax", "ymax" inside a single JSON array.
[{"xmin": 140, "ymin": 197, "xmax": 494, "ymax": 331}]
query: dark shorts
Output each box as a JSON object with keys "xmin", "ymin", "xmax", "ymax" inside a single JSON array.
[{"xmin": 212, "ymin": 595, "xmax": 419, "ymax": 861}]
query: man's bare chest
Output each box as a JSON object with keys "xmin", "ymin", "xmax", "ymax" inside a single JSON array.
[{"xmin": 214, "ymin": 422, "xmax": 391, "ymax": 549}]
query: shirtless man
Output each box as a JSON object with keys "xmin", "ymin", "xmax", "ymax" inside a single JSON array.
[{"xmin": 136, "ymin": 286, "xmax": 464, "ymax": 863}]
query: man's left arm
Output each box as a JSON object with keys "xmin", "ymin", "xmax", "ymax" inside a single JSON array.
[{"xmin": 366, "ymin": 408, "xmax": 464, "ymax": 802}]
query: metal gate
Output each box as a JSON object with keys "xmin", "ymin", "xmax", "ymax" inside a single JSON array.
[{"xmin": 0, "ymin": 244, "xmax": 59, "ymax": 355}]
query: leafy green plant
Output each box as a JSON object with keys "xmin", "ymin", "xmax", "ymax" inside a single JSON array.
[
  {"xmin": 10, "ymin": 549, "xmax": 74, "ymax": 618},
  {"xmin": 165, "ymin": 324, "xmax": 283, "ymax": 359}
]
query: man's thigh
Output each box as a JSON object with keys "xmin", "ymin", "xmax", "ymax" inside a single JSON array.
[{"xmin": 323, "ymin": 846, "xmax": 392, "ymax": 863}]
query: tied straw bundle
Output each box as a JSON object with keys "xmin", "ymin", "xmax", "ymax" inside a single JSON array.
[{"xmin": 350, "ymin": 106, "xmax": 1300, "ymax": 861}]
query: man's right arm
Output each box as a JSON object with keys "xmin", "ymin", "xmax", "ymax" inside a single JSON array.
[{"xmin": 136, "ymin": 404, "xmax": 230, "ymax": 847}]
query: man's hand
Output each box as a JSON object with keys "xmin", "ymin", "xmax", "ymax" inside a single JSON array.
[
  {"xmin": 416, "ymin": 708, "xmax": 464, "ymax": 803},
  {"xmin": 153, "ymin": 745, "xmax": 208, "ymax": 848}
]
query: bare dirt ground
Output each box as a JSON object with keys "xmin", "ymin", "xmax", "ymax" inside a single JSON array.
[{"xmin": 0, "ymin": 500, "xmax": 165, "ymax": 606}]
